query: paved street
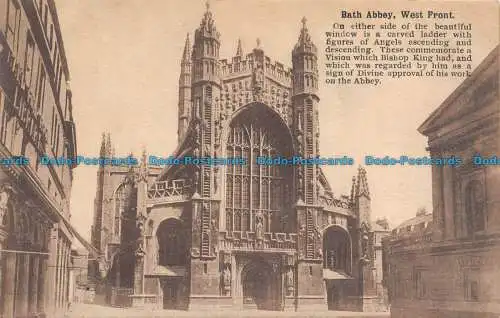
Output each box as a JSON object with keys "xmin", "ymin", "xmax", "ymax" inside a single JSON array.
[{"xmin": 65, "ymin": 303, "xmax": 390, "ymax": 318}]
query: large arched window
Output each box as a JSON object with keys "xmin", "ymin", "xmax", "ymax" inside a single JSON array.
[
  {"xmin": 114, "ymin": 184, "xmax": 126, "ymax": 240},
  {"xmin": 157, "ymin": 219, "xmax": 186, "ymax": 266},
  {"xmin": 225, "ymin": 104, "xmax": 293, "ymax": 233},
  {"xmin": 465, "ymin": 180, "xmax": 485, "ymax": 236}
]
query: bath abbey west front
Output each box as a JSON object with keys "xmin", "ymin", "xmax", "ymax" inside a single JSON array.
[{"xmin": 88, "ymin": 5, "xmax": 389, "ymax": 312}]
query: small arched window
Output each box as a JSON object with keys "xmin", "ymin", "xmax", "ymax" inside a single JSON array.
[{"xmin": 465, "ymin": 180, "xmax": 485, "ymax": 236}]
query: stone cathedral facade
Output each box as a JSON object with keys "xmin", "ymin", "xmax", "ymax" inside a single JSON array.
[{"xmin": 88, "ymin": 4, "xmax": 388, "ymax": 312}]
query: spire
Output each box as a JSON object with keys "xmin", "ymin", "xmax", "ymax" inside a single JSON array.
[
  {"xmin": 350, "ymin": 176, "xmax": 356, "ymax": 203},
  {"xmin": 293, "ymin": 16, "xmax": 317, "ymax": 54},
  {"xmin": 99, "ymin": 132, "xmax": 106, "ymax": 157},
  {"xmin": 138, "ymin": 147, "xmax": 148, "ymax": 181},
  {"xmin": 182, "ymin": 33, "xmax": 191, "ymax": 61},
  {"xmin": 355, "ymin": 166, "xmax": 370, "ymax": 199},
  {"xmin": 105, "ymin": 133, "xmax": 112, "ymax": 157},
  {"xmin": 236, "ymin": 38, "xmax": 243, "ymax": 56}
]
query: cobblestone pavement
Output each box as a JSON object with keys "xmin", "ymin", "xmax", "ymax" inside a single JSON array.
[{"xmin": 65, "ymin": 303, "xmax": 390, "ymax": 318}]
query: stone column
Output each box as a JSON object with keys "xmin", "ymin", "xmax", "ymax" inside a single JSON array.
[
  {"xmin": 60, "ymin": 241, "xmax": 66, "ymax": 309},
  {"xmin": 442, "ymin": 164, "xmax": 456, "ymax": 240},
  {"xmin": 230, "ymin": 253, "xmax": 238, "ymax": 308},
  {"xmin": 37, "ymin": 256, "xmax": 48, "ymax": 314},
  {"xmin": 0, "ymin": 238, "xmax": 3, "ymax": 311},
  {"xmin": 16, "ymin": 254, "xmax": 30, "ymax": 317},
  {"xmin": 431, "ymin": 153, "xmax": 445, "ymax": 240},
  {"xmin": 132, "ymin": 255, "xmax": 145, "ymax": 308},
  {"xmin": 112, "ymin": 254, "xmax": 121, "ymax": 306},
  {"xmin": 133, "ymin": 256, "xmax": 144, "ymax": 295},
  {"xmin": 44, "ymin": 226, "xmax": 58, "ymax": 315},
  {"xmin": 63, "ymin": 242, "xmax": 69, "ymax": 309},
  {"xmin": 29, "ymin": 255, "xmax": 39, "ymax": 316},
  {"xmin": 61, "ymin": 244, "xmax": 67, "ymax": 310},
  {"xmin": 55, "ymin": 238, "xmax": 61, "ymax": 310},
  {"xmin": 64, "ymin": 243, "xmax": 71, "ymax": 311},
  {"xmin": 2, "ymin": 251, "xmax": 17, "ymax": 318}
]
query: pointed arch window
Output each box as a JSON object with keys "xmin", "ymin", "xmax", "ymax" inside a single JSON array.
[
  {"xmin": 225, "ymin": 105, "xmax": 293, "ymax": 233},
  {"xmin": 114, "ymin": 184, "xmax": 126, "ymax": 240}
]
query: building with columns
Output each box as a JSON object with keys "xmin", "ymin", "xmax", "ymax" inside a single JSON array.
[
  {"xmin": 0, "ymin": 0, "xmax": 89, "ymax": 317},
  {"xmin": 383, "ymin": 46, "xmax": 499, "ymax": 318},
  {"xmin": 88, "ymin": 4, "xmax": 387, "ymax": 312}
]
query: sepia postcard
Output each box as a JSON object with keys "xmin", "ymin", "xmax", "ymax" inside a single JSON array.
[{"xmin": 0, "ymin": 0, "xmax": 498, "ymax": 317}]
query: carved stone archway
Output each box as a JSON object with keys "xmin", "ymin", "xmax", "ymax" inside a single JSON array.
[{"xmin": 322, "ymin": 225, "xmax": 352, "ymax": 275}]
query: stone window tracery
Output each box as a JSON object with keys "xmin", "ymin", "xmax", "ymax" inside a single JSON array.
[{"xmin": 225, "ymin": 105, "xmax": 292, "ymax": 233}]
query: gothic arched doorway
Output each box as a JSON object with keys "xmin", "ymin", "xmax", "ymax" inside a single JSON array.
[
  {"xmin": 241, "ymin": 260, "xmax": 275, "ymax": 310},
  {"xmin": 156, "ymin": 218, "xmax": 188, "ymax": 310},
  {"xmin": 323, "ymin": 225, "xmax": 352, "ymax": 311},
  {"xmin": 157, "ymin": 218, "xmax": 186, "ymax": 267},
  {"xmin": 323, "ymin": 225, "xmax": 351, "ymax": 274}
]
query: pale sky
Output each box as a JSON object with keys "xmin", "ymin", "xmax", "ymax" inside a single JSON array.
[{"xmin": 54, "ymin": 0, "xmax": 499, "ymax": 242}]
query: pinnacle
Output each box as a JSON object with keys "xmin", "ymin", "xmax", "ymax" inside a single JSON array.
[
  {"xmin": 294, "ymin": 16, "xmax": 316, "ymax": 54},
  {"xmin": 236, "ymin": 38, "xmax": 243, "ymax": 56},
  {"xmin": 199, "ymin": 0, "xmax": 217, "ymax": 35},
  {"xmin": 182, "ymin": 33, "xmax": 191, "ymax": 61}
]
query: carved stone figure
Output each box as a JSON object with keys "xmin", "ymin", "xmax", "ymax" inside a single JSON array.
[
  {"xmin": 204, "ymin": 144, "xmax": 211, "ymax": 157},
  {"xmin": 193, "ymin": 170, "xmax": 200, "ymax": 188},
  {"xmin": 299, "ymin": 224, "xmax": 306, "ymax": 235},
  {"xmin": 223, "ymin": 266, "xmax": 231, "ymax": 289},
  {"xmin": 191, "ymin": 247, "xmax": 200, "ymax": 258},
  {"xmin": 254, "ymin": 65, "xmax": 264, "ymax": 89},
  {"xmin": 286, "ymin": 267, "xmax": 294, "ymax": 295},
  {"xmin": 297, "ymin": 112, "xmax": 303, "ymax": 132},
  {"xmin": 255, "ymin": 211, "xmax": 264, "ymax": 240},
  {"xmin": 317, "ymin": 248, "xmax": 323, "ymax": 258},
  {"xmin": 214, "ymin": 166, "xmax": 219, "ymax": 193},
  {"xmin": 136, "ymin": 239, "xmax": 146, "ymax": 257},
  {"xmin": 211, "ymin": 217, "xmax": 217, "ymax": 233},
  {"xmin": 297, "ymin": 169, "xmax": 304, "ymax": 198}
]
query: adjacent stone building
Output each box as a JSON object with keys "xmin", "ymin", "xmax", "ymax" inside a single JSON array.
[
  {"xmin": 0, "ymin": 0, "xmax": 82, "ymax": 317},
  {"xmin": 383, "ymin": 46, "xmax": 500, "ymax": 318},
  {"xmin": 69, "ymin": 249, "xmax": 90, "ymax": 305},
  {"xmin": 88, "ymin": 4, "xmax": 388, "ymax": 312}
]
